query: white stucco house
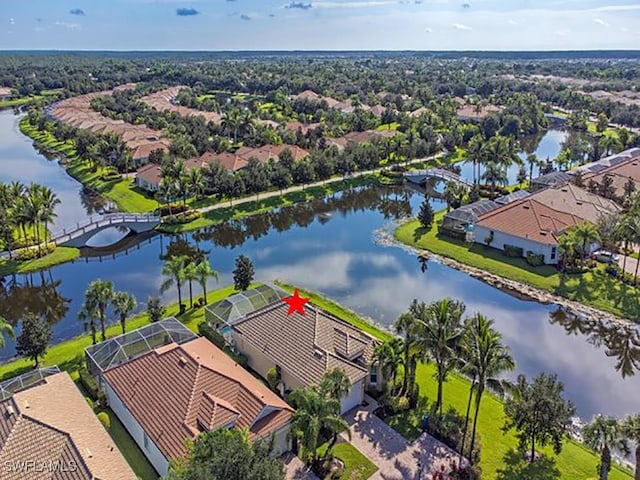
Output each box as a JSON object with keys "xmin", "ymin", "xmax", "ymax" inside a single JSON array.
[{"xmin": 474, "ymin": 198, "xmax": 583, "ymax": 265}]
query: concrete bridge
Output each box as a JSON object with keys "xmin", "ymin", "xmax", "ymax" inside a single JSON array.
[
  {"xmin": 403, "ymin": 168, "xmax": 473, "ymax": 188},
  {"xmin": 52, "ymin": 213, "xmax": 161, "ymax": 248}
]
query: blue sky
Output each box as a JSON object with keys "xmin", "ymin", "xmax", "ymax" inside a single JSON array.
[{"xmin": 2, "ymin": 0, "xmax": 640, "ymax": 50}]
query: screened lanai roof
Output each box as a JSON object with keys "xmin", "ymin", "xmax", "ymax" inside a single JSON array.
[
  {"xmin": 0, "ymin": 366, "xmax": 61, "ymax": 401},
  {"xmin": 205, "ymin": 283, "xmax": 289, "ymax": 326},
  {"xmin": 85, "ymin": 317, "xmax": 197, "ymax": 375}
]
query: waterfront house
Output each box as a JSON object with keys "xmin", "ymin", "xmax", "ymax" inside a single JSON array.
[
  {"xmin": 206, "ymin": 285, "xmax": 382, "ymax": 414},
  {"xmin": 530, "ymin": 170, "xmax": 572, "ymax": 191},
  {"xmin": 0, "ymin": 368, "xmax": 137, "ymax": 480},
  {"xmin": 474, "ymin": 198, "xmax": 582, "ymax": 265},
  {"xmin": 135, "ymin": 163, "xmax": 162, "ymax": 192},
  {"xmin": 88, "ymin": 319, "xmax": 293, "ymax": 477},
  {"xmin": 531, "ymin": 183, "xmax": 622, "ymax": 223}
]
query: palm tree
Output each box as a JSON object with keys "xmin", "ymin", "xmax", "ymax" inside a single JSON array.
[
  {"xmin": 373, "ymin": 339, "xmax": 404, "ymax": 394},
  {"xmin": 85, "ymin": 280, "xmax": 114, "ymax": 341},
  {"xmin": 572, "ymin": 222, "xmax": 600, "ymax": 266},
  {"xmin": 38, "ymin": 186, "xmax": 60, "ymax": 244},
  {"xmin": 320, "ymin": 367, "xmax": 351, "ymax": 402},
  {"xmin": 558, "ymin": 230, "xmax": 578, "ymax": 273},
  {"xmin": 160, "ymin": 255, "xmax": 187, "ymax": 311},
  {"xmin": 183, "ymin": 261, "xmax": 198, "ymax": 309},
  {"xmin": 415, "ymin": 298, "xmax": 465, "ymax": 417},
  {"xmin": 0, "ymin": 315, "xmax": 15, "ymax": 349},
  {"xmin": 288, "ymin": 387, "xmax": 351, "ymax": 465},
  {"xmin": 112, "ymin": 291, "xmax": 137, "ymax": 335},
  {"xmin": 583, "ymin": 415, "xmax": 629, "ymax": 480},
  {"xmin": 222, "ymin": 109, "xmax": 242, "ymax": 143},
  {"xmin": 78, "ymin": 301, "xmax": 100, "ymax": 345},
  {"xmin": 481, "ymin": 161, "xmax": 508, "ymax": 191},
  {"xmin": 621, "ymin": 414, "xmax": 640, "ymax": 480},
  {"xmin": 188, "ymin": 168, "xmax": 206, "ymax": 201},
  {"xmin": 393, "ymin": 311, "xmax": 419, "ymax": 395},
  {"xmin": 466, "ymin": 135, "xmax": 484, "ymax": 185},
  {"xmin": 194, "ymin": 260, "xmax": 219, "ymax": 305},
  {"xmin": 526, "ymin": 153, "xmax": 541, "ymax": 185},
  {"xmin": 463, "ymin": 314, "xmax": 515, "ymax": 458}
]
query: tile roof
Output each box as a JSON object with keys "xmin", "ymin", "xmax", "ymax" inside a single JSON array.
[
  {"xmin": 233, "ymin": 302, "xmax": 379, "ymax": 387},
  {"xmin": 531, "ymin": 183, "xmax": 621, "ymax": 224},
  {"xmin": 0, "ymin": 371, "xmax": 137, "ymax": 480},
  {"xmin": 200, "ymin": 152, "xmax": 248, "ymax": 172},
  {"xmin": 103, "ymin": 337, "xmax": 292, "ymax": 463},
  {"xmin": 140, "ymin": 87, "xmax": 221, "ymax": 123},
  {"xmin": 135, "ymin": 163, "xmax": 162, "ymax": 186},
  {"xmin": 477, "ymin": 198, "xmax": 582, "ymax": 245}
]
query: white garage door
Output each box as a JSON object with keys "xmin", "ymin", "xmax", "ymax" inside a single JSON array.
[{"xmin": 340, "ymin": 380, "xmax": 363, "ymax": 414}]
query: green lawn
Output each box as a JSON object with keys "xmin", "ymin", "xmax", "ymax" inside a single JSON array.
[
  {"xmin": 0, "ymin": 90, "xmax": 61, "ymax": 108},
  {"xmin": 19, "ymin": 118, "xmax": 157, "ymax": 213},
  {"xmin": 317, "ymin": 442, "xmax": 378, "ymax": 480},
  {"xmin": 376, "ymin": 122, "xmax": 399, "ymax": 131},
  {"xmin": 394, "ymin": 215, "xmax": 640, "ymax": 320},
  {"xmin": 0, "ymin": 246, "xmax": 79, "ymax": 276},
  {"xmin": 0, "ymin": 283, "xmax": 247, "ymax": 381},
  {"xmin": 101, "ymin": 408, "xmax": 159, "ymax": 480},
  {"xmin": 386, "ymin": 363, "xmax": 631, "ymax": 480}
]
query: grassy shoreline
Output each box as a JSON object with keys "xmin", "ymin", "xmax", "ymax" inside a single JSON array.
[
  {"xmin": 394, "ymin": 213, "xmax": 640, "ymax": 321},
  {"xmin": 0, "ymin": 282, "xmax": 628, "ymax": 479},
  {"xmin": 0, "ymin": 247, "xmax": 80, "ymax": 277}
]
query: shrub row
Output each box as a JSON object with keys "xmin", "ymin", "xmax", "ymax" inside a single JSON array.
[
  {"xmin": 13, "ymin": 243, "xmax": 56, "ymax": 261},
  {"xmin": 154, "ymin": 203, "xmax": 189, "ymax": 217},
  {"xmin": 525, "ymin": 251, "xmax": 544, "ymax": 267},
  {"xmin": 163, "ymin": 210, "xmax": 201, "ymax": 225},
  {"xmin": 503, "ymin": 244, "xmax": 524, "ymax": 258},
  {"xmin": 78, "ymin": 367, "xmax": 105, "ymax": 405}
]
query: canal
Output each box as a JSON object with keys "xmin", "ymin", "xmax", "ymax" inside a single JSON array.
[{"xmin": 0, "ymin": 110, "xmax": 639, "ymax": 421}]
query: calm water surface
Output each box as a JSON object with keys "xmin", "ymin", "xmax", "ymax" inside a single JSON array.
[{"xmin": 1, "ymin": 111, "xmax": 639, "ymax": 421}]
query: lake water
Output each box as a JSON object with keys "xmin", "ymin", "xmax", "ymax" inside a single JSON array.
[{"xmin": 1, "ymin": 110, "xmax": 639, "ymax": 421}]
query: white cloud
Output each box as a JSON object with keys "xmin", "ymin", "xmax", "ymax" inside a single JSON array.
[
  {"xmin": 311, "ymin": 1, "xmax": 396, "ymax": 8},
  {"xmin": 507, "ymin": 18, "xmax": 517, "ymax": 25},
  {"xmin": 451, "ymin": 22, "xmax": 471, "ymax": 30},
  {"xmin": 9, "ymin": 18, "xmax": 15, "ymax": 25},
  {"xmin": 555, "ymin": 28, "xmax": 569, "ymax": 37},
  {"xmin": 591, "ymin": 4, "xmax": 640, "ymax": 12},
  {"xmin": 54, "ymin": 21, "xmax": 80, "ymax": 30},
  {"xmin": 424, "ymin": 26, "xmax": 433, "ymax": 32},
  {"xmin": 593, "ymin": 18, "xmax": 609, "ymax": 27}
]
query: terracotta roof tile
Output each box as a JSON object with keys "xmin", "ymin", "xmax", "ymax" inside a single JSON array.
[
  {"xmin": 477, "ymin": 198, "xmax": 582, "ymax": 245},
  {"xmin": 103, "ymin": 338, "xmax": 292, "ymax": 464},
  {"xmin": 0, "ymin": 372, "xmax": 136, "ymax": 480}
]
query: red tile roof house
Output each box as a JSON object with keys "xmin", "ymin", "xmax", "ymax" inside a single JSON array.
[
  {"xmin": 207, "ymin": 288, "xmax": 382, "ymax": 414},
  {"xmin": 0, "ymin": 369, "xmax": 137, "ymax": 480},
  {"xmin": 92, "ymin": 322, "xmax": 293, "ymax": 478},
  {"xmin": 473, "ymin": 198, "xmax": 583, "ymax": 265}
]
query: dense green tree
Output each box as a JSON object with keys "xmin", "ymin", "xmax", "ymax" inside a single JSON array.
[
  {"xmin": 233, "ymin": 254, "xmax": 255, "ymax": 291},
  {"xmin": 503, "ymin": 373, "xmax": 575, "ymax": 462},
  {"xmin": 168, "ymin": 428, "xmax": 284, "ymax": 480},
  {"xmin": 417, "ymin": 197, "xmax": 435, "ymax": 229},
  {"xmin": 583, "ymin": 415, "xmax": 628, "ymax": 480},
  {"xmin": 146, "ymin": 295, "xmax": 166, "ymax": 323},
  {"xmin": 16, "ymin": 312, "xmax": 51, "ymax": 368}
]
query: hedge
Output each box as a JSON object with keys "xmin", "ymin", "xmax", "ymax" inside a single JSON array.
[
  {"xmin": 503, "ymin": 244, "xmax": 524, "ymax": 258},
  {"xmin": 13, "ymin": 243, "xmax": 56, "ymax": 261},
  {"xmin": 526, "ymin": 251, "xmax": 545, "ymax": 267}
]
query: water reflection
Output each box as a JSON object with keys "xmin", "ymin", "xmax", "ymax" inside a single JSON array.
[
  {"xmin": 0, "ymin": 275, "xmax": 70, "ymax": 328},
  {"xmin": 549, "ymin": 307, "xmax": 640, "ymax": 378},
  {"xmin": 193, "ymin": 186, "xmax": 412, "ymax": 249}
]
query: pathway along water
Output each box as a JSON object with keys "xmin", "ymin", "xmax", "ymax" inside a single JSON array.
[{"xmin": 0, "ymin": 110, "xmax": 639, "ymax": 421}]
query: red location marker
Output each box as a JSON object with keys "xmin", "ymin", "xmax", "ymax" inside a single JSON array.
[{"xmin": 283, "ymin": 288, "xmax": 310, "ymax": 315}]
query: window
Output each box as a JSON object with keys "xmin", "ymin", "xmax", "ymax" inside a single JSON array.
[
  {"xmin": 143, "ymin": 432, "xmax": 149, "ymax": 450},
  {"xmin": 551, "ymin": 247, "xmax": 557, "ymax": 260},
  {"xmin": 369, "ymin": 366, "xmax": 378, "ymax": 385}
]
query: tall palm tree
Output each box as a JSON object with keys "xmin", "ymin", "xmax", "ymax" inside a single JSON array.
[
  {"xmin": 188, "ymin": 168, "xmax": 206, "ymax": 201},
  {"xmin": 194, "ymin": 260, "xmax": 219, "ymax": 305},
  {"xmin": 393, "ymin": 311, "xmax": 419, "ymax": 395},
  {"xmin": 288, "ymin": 386, "xmax": 351, "ymax": 465},
  {"xmin": 463, "ymin": 314, "xmax": 515, "ymax": 457},
  {"xmin": 160, "ymin": 255, "xmax": 188, "ymax": 311},
  {"xmin": 85, "ymin": 280, "xmax": 114, "ymax": 341},
  {"xmin": 0, "ymin": 315, "xmax": 15, "ymax": 349},
  {"xmin": 526, "ymin": 153, "xmax": 541, "ymax": 186},
  {"xmin": 222, "ymin": 109, "xmax": 242, "ymax": 143},
  {"xmin": 38, "ymin": 186, "xmax": 60, "ymax": 244},
  {"xmin": 373, "ymin": 339, "xmax": 404, "ymax": 394},
  {"xmin": 78, "ymin": 301, "xmax": 100, "ymax": 345},
  {"xmin": 112, "ymin": 291, "xmax": 137, "ymax": 335},
  {"xmin": 183, "ymin": 261, "xmax": 197, "ymax": 310},
  {"xmin": 583, "ymin": 415, "xmax": 629, "ymax": 480},
  {"xmin": 466, "ymin": 135, "xmax": 484, "ymax": 185},
  {"xmin": 415, "ymin": 298, "xmax": 465, "ymax": 417},
  {"xmin": 558, "ymin": 230, "xmax": 578, "ymax": 273},
  {"xmin": 621, "ymin": 414, "xmax": 640, "ymax": 480},
  {"xmin": 572, "ymin": 222, "xmax": 600, "ymax": 266},
  {"xmin": 481, "ymin": 161, "xmax": 508, "ymax": 191}
]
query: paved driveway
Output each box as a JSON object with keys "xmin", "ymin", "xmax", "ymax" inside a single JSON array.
[
  {"xmin": 283, "ymin": 452, "xmax": 319, "ymax": 480},
  {"xmin": 342, "ymin": 403, "xmax": 466, "ymax": 480}
]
